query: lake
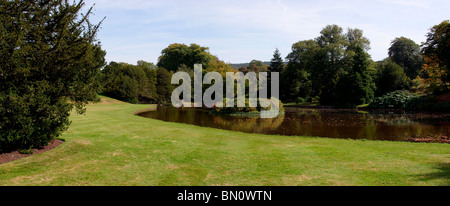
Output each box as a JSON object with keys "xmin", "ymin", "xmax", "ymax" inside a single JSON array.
[{"xmin": 137, "ymin": 106, "xmax": 450, "ymax": 142}]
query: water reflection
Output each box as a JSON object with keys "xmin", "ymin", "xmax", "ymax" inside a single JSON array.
[{"xmin": 137, "ymin": 106, "xmax": 450, "ymax": 142}]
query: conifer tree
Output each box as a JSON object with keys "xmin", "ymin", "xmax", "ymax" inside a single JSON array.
[{"xmin": 0, "ymin": 0, "xmax": 105, "ymax": 152}]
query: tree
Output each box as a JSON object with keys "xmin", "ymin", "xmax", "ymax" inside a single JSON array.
[
  {"xmin": 346, "ymin": 28, "xmax": 371, "ymax": 53},
  {"xmin": 335, "ymin": 46, "xmax": 374, "ymax": 107},
  {"xmin": 282, "ymin": 40, "xmax": 317, "ymax": 101},
  {"xmin": 156, "ymin": 68, "xmax": 174, "ymax": 104},
  {"xmin": 205, "ymin": 56, "xmax": 235, "ymax": 76},
  {"xmin": 269, "ymin": 48, "xmax": 285, "ymax": 73},
  {"xmin": 238, "ymin": 60, "xmax": 268, "ymax": 74},
  {"xmin": 314, "ymin": 25, "xmax": 348, "ymax": 105},
  {"xmin": 388, "ymin": 37, "xmax": 424, "ymax": 79},
  {"xmin": 102, "ymin": 61, "xmax": 158, "ymax": 104},
  {"xmin": 422, "ymin": 20, "xmax": 450, "ymax": 88},
  {"xmin": 157, "ymin": 43, "xmax": 215, "ymax": 72},
  {"xmin": 137, "ymin": 60, "xmax": 158, "ymax": 70},
  {"xmin": 283, "ymin": 25, "xmax": 373, "ymax": 104},
  {"xmin": 136, "ymin": 61, "xmax": 158, "ymax": 103},
  {"xmin": 376, "ymin": 60, "xmax": 411, "ymax": 96},
  {"xmin": 0, "ymin": 0, "xmax": 105, "ymax": 152}
]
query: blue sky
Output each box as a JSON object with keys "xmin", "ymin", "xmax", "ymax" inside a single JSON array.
[{"xmin": 83, "ymin": 0, "xmax": 449, "ymax": 65}]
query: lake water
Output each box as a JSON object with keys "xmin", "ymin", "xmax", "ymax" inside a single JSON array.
[{"xmin": 137, "ymin": 106, "xmax": 450, "ymax": 142}]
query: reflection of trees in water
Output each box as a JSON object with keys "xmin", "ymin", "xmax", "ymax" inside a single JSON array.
[
  {"xmin": 282, "ymin": 109, "xmax": 449, "ymax": 141},
  {"xmin": 139, "ymin": 106, "xmax": 449, "ymax": 142},
  {"xmin": 213, "ymin": 114, "xmax": 285, "ymax": 133},
  {"xmin": 287, "ymin": 108, "xmax": 450, "ymax": 126}
]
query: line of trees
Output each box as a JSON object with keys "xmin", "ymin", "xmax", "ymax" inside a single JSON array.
[
  {"xmin": 101, "ymin": 61, "xmax": 172, "ymax": 104},
  {"xmin": 278, "ymin": 21, "xmax": 449, "ymax": 108},
  {"xmin": 102, "ymin": 20, "xmax": 449, "ymax": 110},
  {"xmin": 101, "ymin": 43, "xmax": 235, "ymax": 105}
]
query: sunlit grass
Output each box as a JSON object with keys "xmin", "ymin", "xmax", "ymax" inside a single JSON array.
[{"xmin": 0, "ymin": 96, "xmax": 448, "ymax": 186}]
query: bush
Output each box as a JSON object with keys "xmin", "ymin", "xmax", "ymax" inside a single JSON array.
[
  {"xmin": 368, "ymin": 91, "xmax": 417, "ymax": 109},
  {"xmin": 369, "ymin": 91, "xmax": 450, "ymax": 112},
  {"xmin": 407, "ymin": 95, "xmax": 450, "ymax": 112},
  {"xmin": 311, "ymin": 96, "xmax": 320, "ymax": 104},
  {"xmin": 296, "ymin": 97, "xmax": 306, "ymax": 105}
]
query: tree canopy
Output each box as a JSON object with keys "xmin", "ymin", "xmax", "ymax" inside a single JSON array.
[
  {"xmin": 102, "ymin": 61, "xmax": 159, "ymax": 104},
  {"xmin": 388, "ymin": 37, "xmax": 424, "ymax": 79},
  {"xmin": 376, "ymin": 60, "xmax": 410, "ymax": 96},
  {"xmin": 157, "ymin": 43, "xmax": 215, "ymax": 72},
  {"xmin": 422, "ymin": 20, "xmax": 450, "ymax": 88},
  {"xmin": 282, "ymin": 24, "xmax": 373, "ymax": 106}
]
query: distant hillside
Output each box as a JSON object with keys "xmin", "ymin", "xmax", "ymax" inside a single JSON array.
[{"xmin": 229, "ymin": 61, "xmax": 271, "ymax": 69}]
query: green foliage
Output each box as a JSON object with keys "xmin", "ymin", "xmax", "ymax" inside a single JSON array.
[
  {"xmin": 230, "ymin": 62, "xmax": 271, "ymax": 69},
  {"xmin": 102, "ymin": 61, "xmax": 159, "ymax": 104},
  {"xmin": 368, "ymin": 90, "xmax": 450, "ymax": 112},
  {"xmin": 269, "ymin": 49, "xmax": 285, "ymax": 73},
  {"xmin": 296, "ymin": 97, "xmax": 306, "ymax": 105},
  {"xmin": 335, "ymin": 46, "xmax": 375, "ymax": 108},
  {"xmin": 18, "ymin": 149, "xmax": 34, "ymax": 155},
  {"xmin": 239, "ymin": 60, "xmax": 268, "ymax": 73},
  {"xmin": 282, "ymin": 25, "xmax": 373, "ymax": 106},
  {"xmin": 157, "ymin": 43, "xmax": 215, "ymax": 72},
  {"xmin": 376, "ymin": 60, "xmax": 411, "ymax": 96},
  {"xmin": 156, "ymin": 67, "xmax": 174, "ymax": 104},
  {"xmin": 407, "ymin": 94, "xmax": 450, "ymax": 112},
  {"xmin": 388, "ymin": 37, "xmax": 424, "ymax": 79},
  {"xmin": 311, "ymin": 96, "xmax": 320, "ymax": 104},
  {"xmin": 368, "ymin": 91, "xmax": 417, "ymax": 109},
  {"xmin": 422, "ymin": 20, "xmax": 450, "ymax": 84},
  {"xmin": 281, "ymin": 40, "xmax": 317, "ymax": 101},
  {"xmin": 346, "ymin": 28, "xmax": 371, "ymax": 52},
  {"xmin": 0, "ymin": 0, "xmax": 105, "ymax": 152}
]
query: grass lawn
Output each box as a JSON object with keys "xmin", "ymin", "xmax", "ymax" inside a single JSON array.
[{"xmin": 0, "ymin": 96, "xmax": 448, "ymax": 186}]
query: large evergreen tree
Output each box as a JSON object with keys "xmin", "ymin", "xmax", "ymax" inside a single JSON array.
[
  {"xmin": 269, "ymin": 48, "xmax": 285, "ymax": 73},
  {"xmin": 0, "ymin": 0, "xmax": 105, "ymax": 152}
]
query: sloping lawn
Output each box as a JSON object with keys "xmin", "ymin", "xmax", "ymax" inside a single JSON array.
[{"xmin": 0, "ymin": 97, "xmax": 448, "ymax": 186}]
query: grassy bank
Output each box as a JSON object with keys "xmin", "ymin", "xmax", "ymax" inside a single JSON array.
[{"xmin": 0, "ymin": 97, "xmax": 448, "ymax": 186}]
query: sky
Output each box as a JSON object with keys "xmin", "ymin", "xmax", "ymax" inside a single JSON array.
[{"xmin": 82, "ymin": 0, "xmax": 449, "ymax": 65}]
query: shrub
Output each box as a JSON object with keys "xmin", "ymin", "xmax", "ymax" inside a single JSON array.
[
  {"xmin": 407, "ymin": 95, "xmax": 450, "ymax": 112},
  {"xmin": 296, "ymin": 97, "xmax": 306, "ymax": 105},
  {"xmin": 368, "ymin": 91, "xmax": 417, "ymax": 109}
]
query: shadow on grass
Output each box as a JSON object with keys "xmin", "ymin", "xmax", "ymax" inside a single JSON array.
[{"xmin": 417, "ymin": 163, "xmax": 450, "ymax": 186}]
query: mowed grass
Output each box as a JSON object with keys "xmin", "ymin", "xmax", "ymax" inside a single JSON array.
[{"xmin": 0, "ymin": 97, "xmax": 449, "ymax": 186}]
